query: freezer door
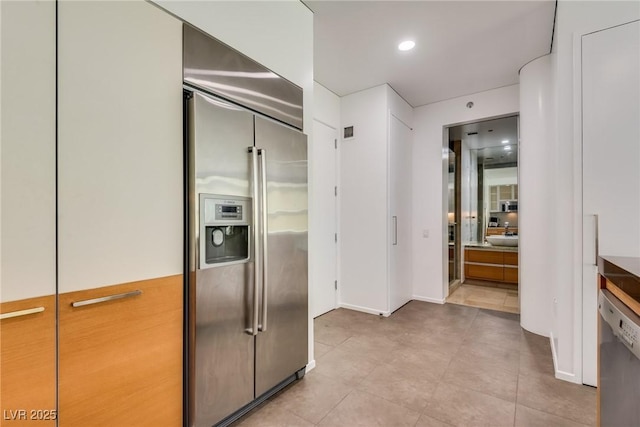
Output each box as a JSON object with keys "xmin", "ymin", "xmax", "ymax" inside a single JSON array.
[
  {"xmin": 254, "ymin": 117, "xmax": 308, "ymax": 397},
  {"xmin": 191, "ymin": 92, "xmax": 254, "ymax": 198},
  {"xmin": 188, "ymin": 92, "xmax": 256, "ymax": 426},
  {"xmin": 193, "ymin": 265, "xmax": 255, "ymax": 427}
]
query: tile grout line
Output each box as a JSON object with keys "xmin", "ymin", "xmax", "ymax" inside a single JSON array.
[{"xmin": 241, "ymin": 303, "xmax": 593, "ymax": 426}]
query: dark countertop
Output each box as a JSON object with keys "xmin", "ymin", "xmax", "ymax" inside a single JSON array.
[
  {"xmin": 598, "ymin": 255, "xmax": 640, "ymax": 301},
  {"xmin": 464, "ymin": 242, "xmax": 519, "ymax": 252}
]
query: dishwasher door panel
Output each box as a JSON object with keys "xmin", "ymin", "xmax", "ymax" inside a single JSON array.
[{"xmin": 599, "ymin": 289, "xmax": 640, "ymax": 427}]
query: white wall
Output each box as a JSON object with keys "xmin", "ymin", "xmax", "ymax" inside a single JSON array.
[
  {"xmin": 387, "ymin": 86, "xmax": 413, "ymax": 128},
  {"xmin": 519, "ymin": 54, "xmax": 556, "ymax": 338},
  {"xmin": 0, "ymin": 1, "xmax": 56, "ymax": 302},
  {"xmin": 315, "ymin": 82, "xmax": 341, "ymax": 129},
  {"xmin": 153, "ymin": 0, "xmax": 314, "ymax": 136},
  {"xmin": 551, "ymin": 0, "xmax": 640, "ymax": 383},
  {"xmin": 412, "ymin": 85, "xmax": 519, "ymax": 302},
  {"xmin": 340, "ymin": 85, "xmax": 389, "ymax": 314}
]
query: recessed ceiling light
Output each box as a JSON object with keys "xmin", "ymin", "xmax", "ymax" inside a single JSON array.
[
  {"xmin": 398, "ymin": 40, "xmax": 415, "ymax": 51},
  {"xmin": 502, "ymin": 139, "xmax": 509, "ymax": 144},
  {"xmin": 504, "ymin": 145, "xmax": 511, "ymax": 151}
]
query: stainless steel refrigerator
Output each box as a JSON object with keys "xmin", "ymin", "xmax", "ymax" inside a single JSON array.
[{"xmin": 183, "ymin": 25, "xmax": 308, "ymax": 427}]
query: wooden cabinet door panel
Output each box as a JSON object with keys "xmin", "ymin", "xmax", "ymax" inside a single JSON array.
[
  {"xmin": 465, "ymin": 264, "xmax": 504, "ymax": 281},
  {"xmin": 504, "ymin": 267, "xmax": 519, "ymax": 283},
  {"xmin": 465, "ymin": 249, "xmax": 503, "ymax": 264},
  {"xmin": 1, "ymin": 296, "xmax": 56, "ymax": 427},
  {"xmin": 503, "ymin": 252, "xmax": 519, "ymax": 266},
  {"xmin": 58, "ymin": 275, "xmax": 182, "ymax": 427}
]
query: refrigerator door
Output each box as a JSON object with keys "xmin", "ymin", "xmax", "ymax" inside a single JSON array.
[
  {"xmin": 188, "ymin": 92, "xmax": 256, "ymax": 427},
  {"xmin": 254, "ymin": 117, "xmax": 308, "ymax": 397}
]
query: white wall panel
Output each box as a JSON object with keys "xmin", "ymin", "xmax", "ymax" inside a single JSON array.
[
  {"xmin": 582, "ymin": 20, "xmax": 639, "ymax": 387},
  {"xmin": 552, "ymin": 0, "xmax": 640, "ymax": 382},
  {"xmin": 340, "ymin": 85, "xmax": 388, "ymax": 314},
  {"xmin": 0, "ymin": 1, "xmax": 56, "ymax": 302},
  {"xmin": 412, "ymin": 85, "xmax": 519, "ymax": 302},
  {"xmin": 312, "ymin": 82, "xmax": 340, "ymax": 318},
  {"xmin": 58, "ymin": 1, "xmax": 183, "ymax": 292},
  {"xmin": 389, "ymin": 114, "xmax": 413, "ymax": 312},
  {"xmin": 314, "ymin": 82, "xmax": 340, "ymax": 129},
  {"xmin": 519, "ymin": 54, "xmax": 555, "ymax": 338},
  {"xmin": 388, "ymin": 87, "xmax": 414, "ymax": 312}
]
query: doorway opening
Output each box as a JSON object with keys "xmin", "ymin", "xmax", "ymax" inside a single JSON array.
[{"xmin": 445, "ymin": 115, "xmax": 519, "ymax": 314}]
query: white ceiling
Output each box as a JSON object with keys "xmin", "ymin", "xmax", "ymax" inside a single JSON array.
[{"xmin": 304, "ymin": 0, "xmax": 556, "ymax": 107}]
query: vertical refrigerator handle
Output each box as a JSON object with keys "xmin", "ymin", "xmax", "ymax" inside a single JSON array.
[
  {"xmin": 247, "ymin": 147, "xmax": 260, "ymax": 336},
  {"xmin": 258, "ymin": 148, "xmax": 268, "ymax": 332}
]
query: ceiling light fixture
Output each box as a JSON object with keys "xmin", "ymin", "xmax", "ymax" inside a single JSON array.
[
  {"xmin": 501, "ymin": 139, "xmax": 509, "ymax": 144},
  {"xmin": 504, "ymin": 146, "xmax": 511, "ymax": 151},
  {"xmin": 398, "ymin": 40, "xmax": 415, "ymax": 51}
]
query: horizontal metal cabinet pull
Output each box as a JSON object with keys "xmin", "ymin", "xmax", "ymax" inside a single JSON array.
[
  {"xmin": 0, "ymin": 306, "xmax": 45, "ymax": 320},
  {"xmin": 71, "ymin": 290, "xmax": 142, "ymax": 308}
]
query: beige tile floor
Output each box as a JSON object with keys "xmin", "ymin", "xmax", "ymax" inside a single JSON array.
[
  {"xmin": 235, "ymin": 302, "xmax": 595, "ymax": 427},
  {"xmin": 447, "ymin": 283, "xmax": 520, "ymax": 314}
]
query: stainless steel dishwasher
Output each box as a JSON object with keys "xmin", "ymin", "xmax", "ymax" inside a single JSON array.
[{"xmin": 599, "ymin": 289, "xmax": 640, "ymax": 426}]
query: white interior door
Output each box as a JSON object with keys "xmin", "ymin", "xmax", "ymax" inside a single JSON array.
[
  {"xmin": 582, "ymin": 20, "xmax": 640, "ymax": 386},
  {"xmin": 389, "ymin": 114, "xmax": 413, "ymax": 313},
  {"xmin": 312, "ymin": 119, "xmax": 338, "ymax": 317}
]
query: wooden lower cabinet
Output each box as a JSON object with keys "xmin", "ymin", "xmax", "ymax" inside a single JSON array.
[
  {"xmin": 1, "ymin": 296, "xmax": 56, "ymax": 427},
  {"xmin": 504, "ymin": 252, "xmax": 518, "ymax": 266},
  {"xmin": 466, "ymin": 249, "xmax": 503, "ymax": 264},
  {"xmin": 465, "ymin": 263, "xmax": 504, "ymax": 281},
  {"xmin": 504, "ymin": 266, "xmax": 519, "ymax": 283},
  {"xmin": 464, "ymin": 248, "xmax": 519, "ymax": 284},
  {"xmin": 58, "ymin": 275, "xmax": 183, "ymax": 427}
]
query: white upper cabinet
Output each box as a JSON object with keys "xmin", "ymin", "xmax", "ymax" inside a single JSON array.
[
  {"xmin": 1, "ymin": 0, "xmax": 56, "ymax": 302},
  {"xmin": 57, "ymin": 0, "xmax": 183, "ymax": 292}
]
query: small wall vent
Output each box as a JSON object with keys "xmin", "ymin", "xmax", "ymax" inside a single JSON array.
[{"xmin": 343, "ymin": 126, "xmax": 354, "ymax": 140}]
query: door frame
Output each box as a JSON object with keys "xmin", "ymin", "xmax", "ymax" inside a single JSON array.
[{"xmin": 311, "ymin": 118, "xmax": 339, "ymax": 318}]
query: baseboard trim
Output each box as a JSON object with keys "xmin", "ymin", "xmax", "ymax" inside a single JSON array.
[
  {"xmin": 555, "ymin": 369, "xmax": 578, "ymax": 383},
  {"xmin": 549, "ymin": 331, "xmax": 580, "ymax": 384},
  {"xmin": 412, "ymin": 295, "xmax": 446, "ymax": 305},
  {"xmin": 550, "ymin": 331, "xmax": 559, "ymax": 373},
  {"xmin": 305, "ymin": 359, "xmax": 316, "ymax": 373},
  {"xmin": 338, "ymin": 303, "xmax": 390, "ymax": 317}
]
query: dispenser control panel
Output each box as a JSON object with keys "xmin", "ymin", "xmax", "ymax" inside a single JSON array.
[
  {"xmin": 201, "ymin": 195, "xmax": 249, "ymax": 226},
  {"xmin": 216, "ymin": 204, "xmax": 243, "ymax": 220},
  {"xmin": 199, "ymin": 194, "xmax": 251, "ymax": 269}
]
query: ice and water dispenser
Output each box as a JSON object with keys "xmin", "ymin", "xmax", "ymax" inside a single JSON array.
[{"xmin": 200, "ymin": 194, "xmax": 250, "ymax": 268}]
